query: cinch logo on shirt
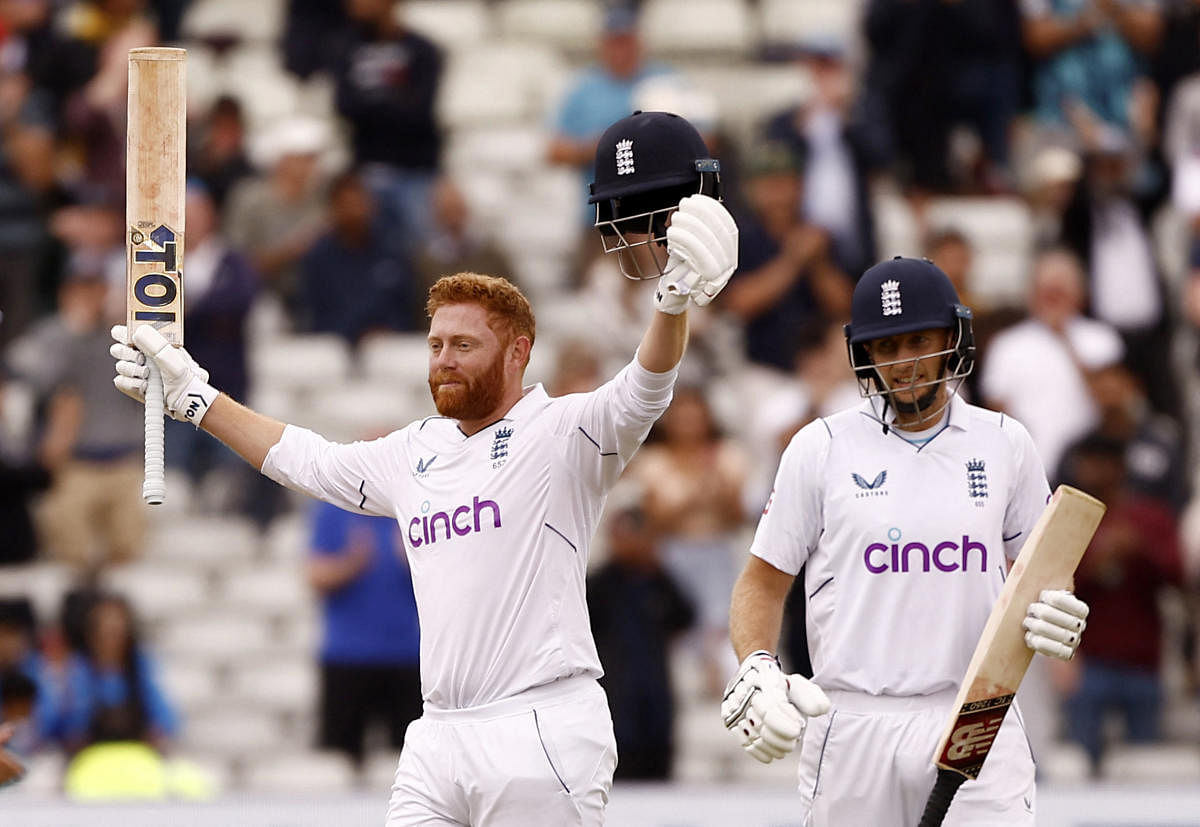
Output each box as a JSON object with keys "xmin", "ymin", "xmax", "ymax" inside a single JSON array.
[
  {"xmin": 863, "ymin": 528, "xmax": 988, "ymax": 573},
  {"xmin": 408, "ymin": 496, "xmax": 502, "ymax": 548}
]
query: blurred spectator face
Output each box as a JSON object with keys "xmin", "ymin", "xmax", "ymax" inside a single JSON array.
[
  {"xmin": 431, "ymin": 177, "xmax": 468, "ymax": 236},
  {"xmin": 550, "ymin": 339, "xmax": 602, "ymax": 396},
  {"xmin": 661, "ymin": 388, "xmax": 714, "ymax": 445},
  {"xmin": 600, "ymin": 30, "xmax": 641, "ymax": 80},
  {"xmin": 330, "ymin": 173, "xmax": 375, "ymax": 237},
  {"xmin": 205, "ymin": 97, "xmax": 245, "ymax": 159},
  {"xmin": 748, "ymin": 170, "xmax": 801, "ymax": 229},
  {"xmin": 0, "ymin": 0, "xmax": 51, "ymax": 32},
  {"xmin": 1030, "ymin": 250, "xmax": 1085, "ymax": 331},
  {"xmin": 1090, "ymin": 364, "xmax": 1142, "ymax": 418},
  {"xmin": 346, "ymin": 0, "xmax": 393, "ymax": 25},
  {"xmin": 607, "ymin": 507, "xmax": 657, "ymax": 570},
  {"xmin": 59, "ymin": 272, "xmax": 110, "ymax": 331},
  {"xmin": 806, "ymin": 52, "xmax": 851, "ymax": 110},
  {"xmin": 274, "ymin": 152, "xmax": 320, "ymax": 195},
  {"xmin": 86, "ymin": 597, "xmax": 132, "ymax": 666},
  {"xmin": 185, "ymin": 185, "xmax": 218, "ymax": 246},
  {"xmin": 1087, "ymin": 151, "xmax": 1133, "ymax": 201},
  {"xmin": 927, "ymin": 233, "xmax": 972, "ymax": 299},
  {"xmin": 1069, "ymin": 444, "xmax": 1126, "ymax": 502},
  {"xmin": 0, "ymin": 622, "xmax": 29, "ymax": 669}
]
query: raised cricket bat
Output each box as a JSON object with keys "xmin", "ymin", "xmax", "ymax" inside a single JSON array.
[
  {"xmin": 917, "ymin": 484, "xmax": 1106, "ymax": 826},
  {"xmin": 126, "ymin": 47, "xmax": 186, "ymax": 505}
]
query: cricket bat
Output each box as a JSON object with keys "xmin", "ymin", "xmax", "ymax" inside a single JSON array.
[
  {"xmin": 917, "ymin": 484, "xmax": 1106, "ymax": 826},
  {"xmin": 126, "ymin": 47, "xmax": 186, "ymax": 505}
]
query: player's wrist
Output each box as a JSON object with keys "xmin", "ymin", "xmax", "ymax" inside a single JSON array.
[
  {"xmin": 653, "ymin": 276, "xmax": 691, "ymax": 314},
  {"xmin": 169, "ymin": 375, "xmax": 218, "ymax": 426}
]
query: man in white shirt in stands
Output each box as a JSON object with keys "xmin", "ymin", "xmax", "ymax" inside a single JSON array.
[
  {"xmin": 721, "ymin": 257, "xmax": 1092, "ymax": 824},
  {"xmin": 108, "ymin": 111, "xmax": 735, "ymax": 826}
]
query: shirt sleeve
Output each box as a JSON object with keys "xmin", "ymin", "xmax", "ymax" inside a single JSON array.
[
  {"xmin": 749, "ymin": 419, "xmax": 830, "ymax": 575},
  {"xmin": 1002, "ymin": 416, "xmax": 1053, "ymax": 562},
  {"xmin": 261, "ymin": 425, "xmax": 405, "ymax": 517},
  {"xmin": 556, "ymin": 356, "xmax": 678, "ymax": 495}
]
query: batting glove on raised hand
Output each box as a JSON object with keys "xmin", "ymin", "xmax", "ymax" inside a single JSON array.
[
  {"xmin": 721, "ymin": 650, "xmax": 831, "ymax": 764},
  {"xmin": 111, "ymin": 324, "xmax": 219, "ymax": 426},
  {"xmin": 654, "ymin": 194, "xmax": 738, "ymax": 314},
  {"xmin": 1023, "ymin": 589, "xmax": 1089, "ymax": 660}
]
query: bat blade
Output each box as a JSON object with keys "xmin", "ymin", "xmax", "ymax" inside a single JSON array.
[
  {"xmin": 126, "ymin": 46, "xmax": 186, "ymax": 505},
  {"xmin": 918, "ymin": 484, "xmax": 1106, "ymax": 826}
]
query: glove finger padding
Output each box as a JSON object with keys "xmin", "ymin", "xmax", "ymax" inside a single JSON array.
[
  {"xmin": 678, "ymin": 194, "xmax": 738, "ymax": 259},
  {"xmin": 786, "ymin": 675, "xmax": 832, "ymax": 717},
  {"xmin": 1038, "ymin": 589, "xmax": 1089, "ymax": 620}
]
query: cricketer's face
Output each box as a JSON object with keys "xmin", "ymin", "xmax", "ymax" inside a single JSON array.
[
  {"xmin": 427, "ymin": 303, "xmax": 510, "ymax": 423},
  {"xmin": 863, "ymin": 327, "xmax": 952, "ymax": 415}
]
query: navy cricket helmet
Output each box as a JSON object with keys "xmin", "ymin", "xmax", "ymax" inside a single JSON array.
[
  {"xmin": 844, "ymin": 256, "xmax": 975, "ymax": 394},
  {"xmin": 589, "ymin": 110, "xmax": 722, "ymax": 279}
]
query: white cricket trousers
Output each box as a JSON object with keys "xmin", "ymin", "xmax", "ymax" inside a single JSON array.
[
  {"xmin": 796, "ymin": 688, "xmax": 1036, "ymax": 827},
  {"xmin": 386, "ymin": 676, "xmax": 617, "ymax": 826}
]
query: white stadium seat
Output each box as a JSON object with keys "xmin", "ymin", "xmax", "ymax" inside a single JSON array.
[
  {"xmin": 101, "ymin": 564, "xmax": 212, "ymax": 623},
  {"xmin": 158, "ymin": 658, "xmax": 224, "ymax": 717},
  {"xmin": 263, "ymin": 511, "xmax": 313, "ymax": 565},
  {"xmin": 400, "ymin": 0, "xmax": 492, "ymax": 53},
  {"xmin": 1101, "ymin": 744, "xmax": 1200, "ymax": 784},
  {"xmin": 682, "ymin": 63, "xmax": 813, "ymax": 150},
  {"xmin": 305, "ymin": 380, "xmax": 425, "ymax": 443},
  {"xmin": 180, "ymin": 0, "xmax": 287, "ymax": 44},
  {"xmin": 144, "ymin": 515, "xmax": 260, "ymax": 569},
  {"xmin": 437, "ymin": 44, "xmax": 568, "ymax": 130},
  {"xmin": 156, "ymin": 612, "xmax": 276, "ymax": 663},
  {"xmin": 219, "ymin": 563, "xmax": 311, "ymax": 619},
  {"xmin": 227, "ymin": 655, "xmax": 317, "ymax": 717},
  {"xmin": 924, "ymin": 197, "xmax": 1035, "ymax": 308},
  {"xmin": 639, "ymin": 0, "xmax": 756, "ymax": 59},
  {"xmin": 359, "ymin": 333, "xmax": 436, "ymax": 397},
  {"xmin": 0, "ymin": 562, "xmax": 74, "ymax": 625},
  {"xmin": 250, "ymin": 334, "xmax": 352, "ymax": 395},
  {"xmin": 495, "ymin": 0, "xmax": 603, "ymax": 55},
  {"xmin": 759, "ymin": 0, "xmax": 863, "ymax": 50},
  {"xmin": 184, "ymin": 706, "xmax": 289, "ymax": 758},
  {"xmin": 243, "ymin": 750, "xmax": 358, "ymax": 793}
]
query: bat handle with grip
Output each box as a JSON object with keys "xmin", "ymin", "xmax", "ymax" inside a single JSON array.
[
  {"xmin": 143, "ymin": 358, "xmax": 166, "ymax": 505},
  {"xmin": 918, "ymin": 768, "xmax": 966, "ymax": 827}
]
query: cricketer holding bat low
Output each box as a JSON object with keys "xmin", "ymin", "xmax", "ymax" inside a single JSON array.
[
  {"xmin": 722, "ymin": 257, "xmax": 1091, "ymax": 824},
  {"xmin": 110, "ymin": 111, "xmax": 736, "ymax": 825}
]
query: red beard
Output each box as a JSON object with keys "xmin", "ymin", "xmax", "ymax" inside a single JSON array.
[{"xmin": 428, "ymin": 351, "xmax": 507, "ymax": 422}]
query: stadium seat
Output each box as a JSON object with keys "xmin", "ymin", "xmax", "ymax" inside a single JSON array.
[
  {"xmin": 495, "ymin": 0, "xmax": 602, "ymax": 55},
  {"xmin": 758, "ymin": 0, "xmax": 861, "ymax": 51},
  {"xmin": 639, "ymin": 0, "xmax": 756, "ymax": 59},
  {"xmin": 263, "ymin": 512, "xmax": 312, "ymax": 565},
  {"xmin": 437, "ymin": 44, "xmax": 568, "ymax": 131},
  {"xmin": 218, "ymin": 562, "xmax": 311, "ymax": 620},
  {"xmin": 145, "ymin": 515, "xmax": 260, "ymax": 569},
  {"xmin": 305, "ymin": 380, "xmax": 423, "ymax": 443},
  {"xmin": 227, "ymin": 655, "xmax": 317, "ymax": 717},
  {"xmin": 0, "ymin": 562, "xmax": 73, "ymax": 625},
  {"xmin": 1101, "ymin": 744, "xmax": 1200, "ymax": 783},
  {"xmin": 681, "ymin": 63, "xmax": 813, "ymax": 151},
  {"xmin": 243, "ymin": 750, "xmax": 358, "ymax": 793},
  {"xmin": 101, "ymin": 564, "xmax": 212, "ymax": 624},
  {"xmin": 444, "ymin": 125, "xmax": 550, "ymax": 178},
  {"xmin": 359, "ymin": 333, "xmax": 436, "ymax": 397},
  {"xmin": 158, "ymin": 658, "xmax": 224, "ymax": 718},
  {"xmin": 250, "ymin": 334, "xmax": 352, "ymax": 395},
  {"xmin": 1040, "ymin": 741, "xmax": 1091, "ymax": 785},
  {"xmin": 180, "ymin": 0, "xmax": 287, "ymax": 44},
  {"xmin": 156, "ymin": 613, "xmax": 276, "ymax": 663},
  {"xmin": 924, "ymin": 197, "xmax": 1035, "ymax": 308},
  {"xmin": 221, "ymin": 46, "xmax": 304, "ymax": 134},
  {"xmin": 400, "ymin": 0, "xmax": 492, "ymax": 53},
  {"xmin": 184, "ymin": 706, "xmax": 289, "ymax": 758}
]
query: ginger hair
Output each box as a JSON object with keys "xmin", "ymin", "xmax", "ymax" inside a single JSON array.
[{"xmin": 426, "ymin": 273, "xmax": 536, "ymax": 352}]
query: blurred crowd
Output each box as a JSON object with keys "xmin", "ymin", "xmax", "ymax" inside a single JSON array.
[{"xmin": 2, "ymin": 0, "xmax": 1200, "ymax": 794}]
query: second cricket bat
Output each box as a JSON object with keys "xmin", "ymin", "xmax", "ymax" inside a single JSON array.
[
  {"xmin": 126, "ymin": 47, "xmax": 186, "ymax": 505},
  {"xmin": 918, "ymin": 484, "xmax": 1106, "ymax": 826}
]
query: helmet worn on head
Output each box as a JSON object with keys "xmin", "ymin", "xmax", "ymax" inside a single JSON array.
[
  {"xmin": 844, "ymin": 256, "xmax": 975, "ymax": 392},
  {"xmin": 589, "ymin": 110, "xmax": 722, "ymax": 279}
]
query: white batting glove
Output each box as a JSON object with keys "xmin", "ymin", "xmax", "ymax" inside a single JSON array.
[
  {"xmin": 721, "ymin": 651, "xmax": 831, "ymax": 764},
  {"xmin": 655, "ymin": 194, "xmax": 738, "ymax": 314},
  {"xmin": 110, "ymin": 324, "xmax": 219, "ymax": 426},
  {"xmin": 1023, "ymin": 589, "xmax": 1089, "ymax": 661}
]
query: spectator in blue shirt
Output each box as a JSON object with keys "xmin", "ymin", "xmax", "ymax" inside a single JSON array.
[
  {"xmin": 307, "ymin": 500, "xmax": 421, "ymax": 766},
  {"xmin": 57, "ymin": 593, "xmax": 178, "ymax": 754},
  {"xmin": 547, "ymin": 5, "xmax": 675, "ymax": 226},
  {"xmin": 0, "ymin": 598, "xmax": 58, "ymax": 752}
]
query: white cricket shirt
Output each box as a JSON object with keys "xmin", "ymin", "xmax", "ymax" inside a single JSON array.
[
  {"xmin": 751, "ymin": 394, "xmax": 1051, "ymax": 697},
  {"xmin": 262, "ymin": 358, "xmax": 676, "ymax": 709}
]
